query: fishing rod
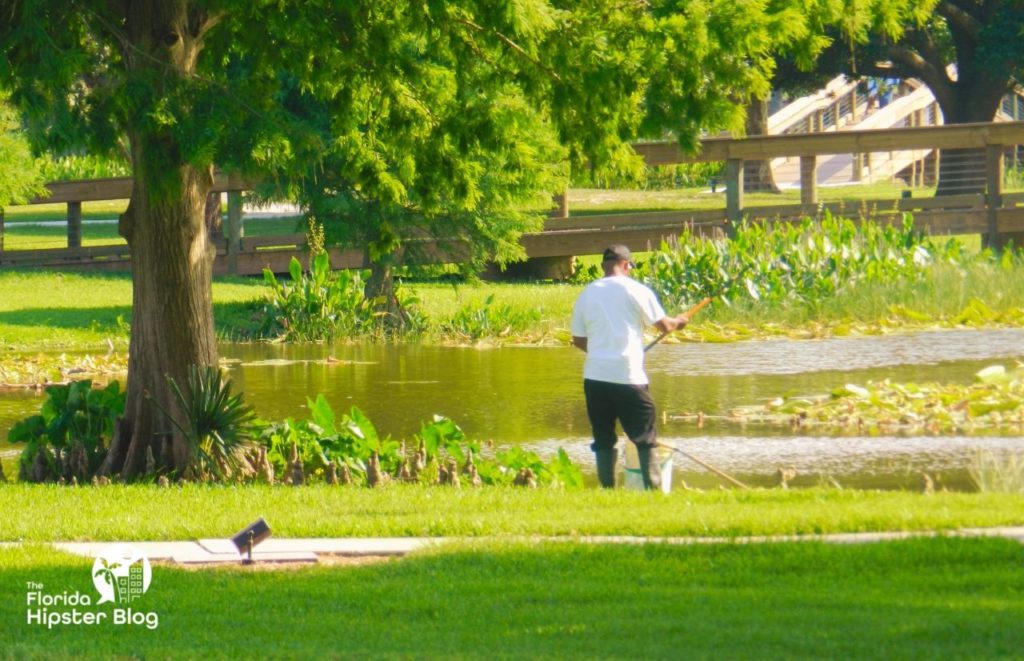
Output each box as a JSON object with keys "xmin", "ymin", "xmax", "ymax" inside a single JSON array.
[
  {"xmin": 655, "ymin": 441, "xmax": 750, "ymax": 490},
  {"xmin": 644, "ymin": 265, "xmax": 754, "ymax": 353}
]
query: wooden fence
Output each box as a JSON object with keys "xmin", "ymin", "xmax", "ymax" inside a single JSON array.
[{"xmin": 2, "ymin": 121, "xmax": 1023, "ymax": 276}]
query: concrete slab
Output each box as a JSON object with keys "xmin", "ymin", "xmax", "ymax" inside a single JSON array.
[
  {"xmin": 173, "ymin": 550, "xmax": 318, "ymax": 565},
  {"xmin": 53, "ymin": 541, "xmax": 205, "ymax": 561},
  {"xmin": 24, "ymin": 527, "xmax": 1024, "ymax": 567},
  {"xmin": 958, "ymin": 527, "xmax": 1024, "ymax": 541},
  {"xmin": 197, "ymin": 539, "xmax": 240, "ymax": 555},
  {"xmin": 257, "ymin": 537, "xmax": 437, "ymax": 555},
  {"xmin": 198, "ymin": 537, "xmax": 437, "ymax": 556}
]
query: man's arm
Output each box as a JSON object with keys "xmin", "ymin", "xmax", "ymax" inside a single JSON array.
[
  {"xmin": 653, "ymin": 313, "xmax": 690, "ymax": 334},
  {"xmin": 572, "ymin": 336, "xmax": 587, "ymax": 352}
]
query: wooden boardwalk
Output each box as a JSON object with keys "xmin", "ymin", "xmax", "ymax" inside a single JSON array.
[{"xmin": 3, "ymin": 122, "xmax": 1024, "ymax": 276}]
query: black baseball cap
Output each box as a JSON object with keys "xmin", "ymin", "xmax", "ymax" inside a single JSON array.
[{"xmin": 602, "ymin": 244, "xmax": 635, "ymax": 267}]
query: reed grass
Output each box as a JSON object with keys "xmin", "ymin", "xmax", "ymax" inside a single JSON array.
[{"xmin": 970, "ymin": 449, "xmax": 1024, "ymax": 494}]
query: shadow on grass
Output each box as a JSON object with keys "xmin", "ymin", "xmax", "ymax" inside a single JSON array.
[
  {"xmin": 0, "ymin": 306, "xmax": 130, "ymax": 332},
  {"xmin": 0, "ymin": 302, "xmax": 263, "ymax": 338},
  {"xmin": 3, "ymin": 538, "xmax": 1023, "ymax": 657}
]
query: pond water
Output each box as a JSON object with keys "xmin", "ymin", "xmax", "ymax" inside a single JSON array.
[{"xmin": 2, "ymin": 328, "xmax": 1024, "ymax": 490}]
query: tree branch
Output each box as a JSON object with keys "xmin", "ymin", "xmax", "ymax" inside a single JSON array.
[
  {"xmin": 937, "ymin": 1, "xmax": 982, "ymax": 40},
  {"xmin": 887, "ymin": 44, "xmax": 957, "ymax": 111},
  {"xmin": 453, "ymin": 17, "xmax": 561, "ymax": 83},
  {"xmin": 901, "ymin": 30, "xmax": 952, "ymax": 85}
]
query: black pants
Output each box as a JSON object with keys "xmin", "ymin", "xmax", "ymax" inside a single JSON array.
[{"xmin": 584, "ymin": 379, "xmax": 657, "ymax": 451}]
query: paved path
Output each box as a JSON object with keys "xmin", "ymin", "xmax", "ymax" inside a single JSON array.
[{"xmin": 19, "ymin": 527, "xmax": 1022, "ymax": 565}]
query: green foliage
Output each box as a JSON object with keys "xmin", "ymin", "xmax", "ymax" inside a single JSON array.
[
  {"xmin": 259, "ymin": 396, "xmax": 401, "ymax": 482},
  {"xmin": 0, "ymin": 94, "xmax": 45, "ymax": 207},
  {"xmin": 161, "ymin": 366, "xmax": 256, "ymax": 481},
  {"xmin": 441, "ymin": 294, "xmax": 543, "ymax": 341},
  {"xmin": 970, "ymin": 450, "xmax": 1024, "ymax": 494},
  {"xmin": 256, "ymin": 398, "xmax": 582, "ymax": 488},
  {"xmin": 571, "ymin": 163, "xmax": 724, "ymax": 191},
  {"xmin": 8, "ymin": 380, "xmax": 124, "ymax": 482},
  {"xmin": 726, "ymin": 364, "xmax": 1024, "ymax": 435},
  {"xmin": 261, "ymin": 254, "xmax": 381, "ymax": 341},
  {"xmin": 634, "ymin": 214, "xmax": 963, "ymax": 312},
  {"xmin": 36, "ymin": 153, "xmax": 130, "ymax": 181},
  {"xmin": 817, "ymin": 0, "xmax": 1023, "ymax": 129}
]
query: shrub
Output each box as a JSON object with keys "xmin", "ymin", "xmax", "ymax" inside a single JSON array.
[
  {"xmin": 9, "ymin": 380, "xmax": 124, "ymax": 483},
  {"xmin": 632, "ymin": 213, "xmax": 974, "ymax": 310},
  {"xmin": 161, "ymin": 366, "xmax": 257, "ymax": 481},
  {"xmin": 440, "ymin": 294, "xmax": 542, "ymax": 341},
  {"xmin": 261, "ymin": 253, "xmax": 380, "ymax": 341}
]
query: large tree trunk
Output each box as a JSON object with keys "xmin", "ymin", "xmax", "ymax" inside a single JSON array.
[
  {"xmin": 364, "ymin": 246, "xmax": 406, "ymax": 330},
  {"xmin": 98, "ymin": 0, "xmax": 219, "ymax": 479},
  {"xmin": 924, "ymin": 74, "xmax": 1005, "ymax": 196},
  {"xmin": 743, "ymin": 97, "xmax": 780, "ymax": 193}
]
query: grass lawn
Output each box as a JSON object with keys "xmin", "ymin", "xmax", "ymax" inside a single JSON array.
[
  {"xmin": 568, "ymin": 181, "xmax": 924, "ymax": 214},
  {"xmin": 3, "ymin": 537, "xmax": 1023, "ymax": 658},
  {"xmin": 1, "ymin": 486, "xmax": 1022, "ymax": 541},
  {"xmin": 0, "ymin": 271, "xmax": 266, "ymax": 350}
]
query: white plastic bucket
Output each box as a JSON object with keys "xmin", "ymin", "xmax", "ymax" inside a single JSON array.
[{"xmin": 622, "ymin": 443, "xmax": 673, "ymax": 493}]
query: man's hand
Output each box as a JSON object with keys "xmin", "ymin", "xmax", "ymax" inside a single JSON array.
[{"xmin": 654, "ymin": 313, "xmax": 689, "ymax": 334}]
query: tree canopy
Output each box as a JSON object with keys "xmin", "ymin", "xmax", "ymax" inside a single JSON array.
[
  {"xmin": 0, "ymin": 94, "xmax": 44, "ymax": 208},
  {"xmin": 824, "ymin": 0, "xmax": 1024, "ymax": 124},
  {"xmin": 0, "ymin": 0, "xmax": 791, "ymax": 479}
]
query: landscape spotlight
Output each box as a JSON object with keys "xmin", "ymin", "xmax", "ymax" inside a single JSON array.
[{"xmin": 231, "ymin": 518, "xmax": 271, "ymax": 565}]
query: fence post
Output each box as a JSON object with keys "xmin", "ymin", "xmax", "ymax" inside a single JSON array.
[
  {"xmin": 227, "ymin": 191, "xmax": 243, "ymax": 275},
  {"xmin": 800, "ymin": 155, "xmax": 817, "ymax": 211},
  {"xmin": 67, "ymin": 201, "xmax": 82, "ymax": 249},
  {"xmin": 985, "ymin": 144, "xmax": 1004, "ymax": 251},
  {"xmin": 552, "ymin": 191, "xmax": 569, "ymax": 219},
  {"xmin": 725, "ymin": 158, "xmax": 744, "ymax": 235}
]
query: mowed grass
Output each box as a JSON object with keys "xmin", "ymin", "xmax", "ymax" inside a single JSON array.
[
  {"xmin": 4, "ymin": 538, "xmax": 1023, "ymax": 658},
  {"xmin": 1, "ymin": 485, "xmax": 1022, "ymax": 541},
  {"xmin": 2, "ymin": 211, "xmax": 300, "ymax": 251},
  {"xmin": 0, "ymin": 271, "xmax": 267, "ymax": 350},
  {"xmin": 568, "ymin": 181, "xmax": 922, "ymax": 214}
]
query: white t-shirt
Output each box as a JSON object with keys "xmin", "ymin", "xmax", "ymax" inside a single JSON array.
[{"xmin": 570, "ymin": 275, "xmax": 666, "ymax": 385}]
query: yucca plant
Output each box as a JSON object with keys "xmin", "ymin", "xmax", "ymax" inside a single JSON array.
[{"xmin": 161, "ymin": 366, "xmax": 256, "ymax": 481}]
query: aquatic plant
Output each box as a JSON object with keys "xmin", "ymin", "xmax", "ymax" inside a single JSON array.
[
  {"xmin": 441, "ymin": 294, "xmax": 542, "ymax": 341},
  {"xmin": 969, "ymin": 449, "xmax": 1024, "ymax": 494},
  {"xmin": 255, "ymin": 397, "xmax": 582, "ymax": 488},
  {"xmin": 8, "ymin": 380, "xmax": 124, "ymax": 482},
  {"xmin": 261, "ymin": 254, "xmax": 381, "ymax": 341},
  {"xmin": 0, "ymin": 353, "xmax": 126, "ymax": 389},
  {"xmin": 635, "ymin": 213, "xmax": 947, "ymax": 311},
  {"xmin": 261, "ymin": 253, "xmax": 426, "ymax": 341},
  {"xmin": 712, "ymin": 364, "xmax": 1024, "ymax": 435}
]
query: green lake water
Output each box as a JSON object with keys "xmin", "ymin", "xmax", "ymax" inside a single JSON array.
[{"xmin": 3, "ymin": 328, "xmax": 1024, "ymax": 489}]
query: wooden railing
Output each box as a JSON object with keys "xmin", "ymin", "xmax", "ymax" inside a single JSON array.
[{"xmin": 2, "ymin": 121, "xmax": 1024, "ymax": 276}]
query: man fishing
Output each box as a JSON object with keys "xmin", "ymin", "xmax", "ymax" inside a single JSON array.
[{"xmin": 570, "ymin": 245, "xmax": 690, "ymax": 490}]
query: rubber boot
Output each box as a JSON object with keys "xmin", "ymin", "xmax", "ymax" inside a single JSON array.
[
  {"xmin": 594, "ymin": 449, "xmax": 617, "ymax": 489},
  {"xmin": 637, "ymin": 446, "xmax": 662, "ymax": 492}
]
